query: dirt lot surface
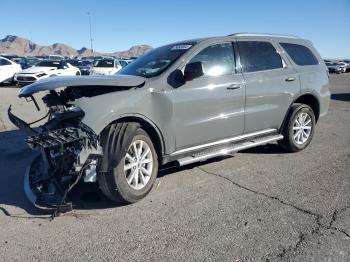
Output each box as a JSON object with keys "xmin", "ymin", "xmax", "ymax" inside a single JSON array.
[{"xmin": 0, "ymin": 74, "xmax": 349, "ymax": 261}]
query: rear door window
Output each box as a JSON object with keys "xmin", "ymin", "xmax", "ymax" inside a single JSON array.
[
  {"xmin": 237, "ymin": 41, "xmax": 283, "ymax": 73},
  {"xmin": 280, "ymin": 43, "xmax": 319, "ymax": 66},
  {"xmin": 188, "ymin": 42, "xmax": 235, "ymax": 77}
]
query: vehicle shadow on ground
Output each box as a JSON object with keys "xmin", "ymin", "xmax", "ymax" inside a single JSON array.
[
  {"xmin": 0, "ymin": 129, "xmax": 286, "ymax": 217},
  {"xmin": 240, "ymin": 144, "xmax": 286, "ymax": 154},
  {"xmin": 331, "ymin": 93, "xmax": 350, "ymax": 102}
]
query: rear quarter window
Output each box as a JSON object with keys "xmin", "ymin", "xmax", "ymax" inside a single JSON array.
[{"xmin": 280, "ymin": 43, "xmax": 319, "ymax": 66}]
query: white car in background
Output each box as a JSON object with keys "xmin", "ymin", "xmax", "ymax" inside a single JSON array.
[
  {"xmin": 336, "ymin": 62, "xmax": 348, "ymax": 73},
  {"xmin": 15, "ymin": 60, "xmax": 80, "ymax": 85},
  {"xmin": 0, "ymin": 56, "xmax": 22, "ymax": 84},
  {"xmin": 91, "ymin": 59, "xmax": 122, "ymax": 75}
]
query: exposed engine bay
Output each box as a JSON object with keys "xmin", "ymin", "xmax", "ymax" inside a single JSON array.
[{"xmin": 8, "ymin": 83, "xmax": 138, "ymax": 217}]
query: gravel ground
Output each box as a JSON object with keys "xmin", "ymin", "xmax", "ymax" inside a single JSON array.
[{"xmin": 0, "ymin": 74, "xmax": 349, "ymax": 261}]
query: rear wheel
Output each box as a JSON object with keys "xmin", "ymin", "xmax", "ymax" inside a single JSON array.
[
  {"xmin": 76, "ymin": 71, "xmax": 81, "ymax": 75},
  {"xmin": 279, "ymin": 104, "xmax": 316, "ymax": 152},
  {"xmin": 98, "ymin": 127, "xmax": 158, "ymax": 203}
]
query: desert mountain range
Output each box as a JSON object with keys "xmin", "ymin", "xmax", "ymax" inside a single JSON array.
[{"xmin": 0, "ymin": 35, "xmax": 152, "ymax": 58}]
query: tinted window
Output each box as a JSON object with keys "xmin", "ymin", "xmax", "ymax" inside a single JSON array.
[
  {"xmin": 188, "ymin": 43, "xmax": 235, "ymax": 77},
  {"xmin": 66, "ymin": 60, "xmax": 81, "ymax": 66},
  {"xmin": 36, "ymin": 60, "xmax": 61, "ymax": 68},
  {"xmin": 280, "ymin": 43, "xmax": 319, "ymax": 66},
  {"xmin": 59, "ymin": 61, "xmax": 68, "ymax": 69},
  {"xmin": 237, "ymin": 41, "xmax": 283, "ymax": 73},
  {"xmin": 120, "ymin": 60, "xmax": 128, "ymax": 67},
  {"xmin": 0, "ymin": 58, "xmax": 11, "ymax": 66}
]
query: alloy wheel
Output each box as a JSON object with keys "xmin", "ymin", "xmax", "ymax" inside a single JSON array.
[
  {"xmin": 124, "ymin": 140, "xmax": 153, "ymax": 190},
  {"xmin": 292, "ymin": 112, "xmax": 312, "ymax": 145}
]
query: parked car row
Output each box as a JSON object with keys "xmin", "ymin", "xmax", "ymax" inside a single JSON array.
[
  {"xmin": 324, "ymin": 59, "xmax": 350, "ymax": 74},
  {"xmin": 0, "ymin": 55, "xmax": 134, "ymax": 85}
]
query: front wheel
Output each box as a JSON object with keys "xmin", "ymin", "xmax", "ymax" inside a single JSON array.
[
  {"xmin": 279, "ymin": 104, "xmax": 316, "ymax": 152},
  {"xmin": 98, "ymin": 127, "xmax": 158, "ymax": 203}
]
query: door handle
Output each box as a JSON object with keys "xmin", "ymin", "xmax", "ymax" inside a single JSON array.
[
  {"xmin": 226, "ymin": 84, "xmax": 241, "ymax": 90},
  {"xmin": 285, "ymin": 77, "xmax": 295, "ymax": 82}
]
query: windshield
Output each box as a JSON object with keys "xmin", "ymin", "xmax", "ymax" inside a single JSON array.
[
  {"xmin": 36, "ymin": 60, "xmax": 61, "ymax": 68},
  {"xmin": 119, "ymin": 43, "xmax": 195, "ymax": 78},
  {"xmin": 94, "ymin": 59, "xmax": 114, "ymax": 68}
]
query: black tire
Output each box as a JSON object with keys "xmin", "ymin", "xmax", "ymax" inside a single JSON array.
[
  {"xmin": 278, "ymin": 103, "xmax": 316, "ymax": 152},
  {"xmin": 76, "ymin": 71, "xmax": 81, "ymax": 76},
  {"xmin": 99, "ymin": 127, "xmax": 158, "ymax": 203}
]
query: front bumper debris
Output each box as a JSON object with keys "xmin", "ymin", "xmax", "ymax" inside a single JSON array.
[
  {"xmin": 8, "ymin": 106, "xmax": 101, "ymax": 215},
  {"xmin": 24, "ymin": 155, "xmax": 73, "ymax": 212}
]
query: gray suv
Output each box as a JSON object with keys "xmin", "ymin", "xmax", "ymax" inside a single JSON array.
[{"xmin": 9, "ymin": 33, "xmax": 330, "ymax": 211}]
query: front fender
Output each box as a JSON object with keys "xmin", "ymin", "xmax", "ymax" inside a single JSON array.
[{"xmin": 74, "ymin": 89, "xmax": 174, "ymax": 155}]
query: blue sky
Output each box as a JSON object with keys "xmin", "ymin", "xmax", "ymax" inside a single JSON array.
[{"xmin": 2, "ymin": 0, "xmax": 350, "ymax": 58}]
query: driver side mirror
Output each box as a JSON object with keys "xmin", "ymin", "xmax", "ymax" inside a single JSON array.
[
  {"xmin": 167, "ymin": 69, "xmax": 185, "ymax": 88},
  {"xmin": 167, "ymin": 61, "xmax": 204, "ymax": 89},
  {"xmin": 184, "ymin": 61, "xmax": 204, "ymax": 81}
]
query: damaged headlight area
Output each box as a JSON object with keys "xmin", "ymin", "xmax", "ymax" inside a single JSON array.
[{"xmin": 8, "ymin": 93, "xmax": 102, "ymax": 216}]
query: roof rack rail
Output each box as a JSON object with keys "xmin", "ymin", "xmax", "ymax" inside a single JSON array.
[{"xmin": 228, "ymin": 32, "xmax": 299, "ymax": 39}]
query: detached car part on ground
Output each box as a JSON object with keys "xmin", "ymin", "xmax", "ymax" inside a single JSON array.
[{"xmin": 8, "ymin": 33, "xmax": 330, "ymax": 214}]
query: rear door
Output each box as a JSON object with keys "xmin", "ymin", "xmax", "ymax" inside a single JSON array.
[
  {"xmin": 236, "ymin": 40, "xmax": 300, "ymax": 133},
  {"xmin": 171, "ymin": 42, "xmax": 246, "ymax": 150}
]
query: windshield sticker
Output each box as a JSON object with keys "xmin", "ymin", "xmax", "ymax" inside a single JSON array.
[{"xmin": 171, "ymin": 44, "xmax": 192, "ymax": 51}]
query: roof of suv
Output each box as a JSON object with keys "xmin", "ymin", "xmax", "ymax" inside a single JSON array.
[{"xmin": 172, "ymin": 33, "xmax": 306, "ymax": 46}]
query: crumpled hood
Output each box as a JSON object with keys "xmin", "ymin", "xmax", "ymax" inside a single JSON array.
[
  {"xmin": 18, "ymin": 66, "xmax": 56, "ymax": 74},
  {"xmin": 19, "ymin": 74, "xmax": 146, "ymax": 97}
]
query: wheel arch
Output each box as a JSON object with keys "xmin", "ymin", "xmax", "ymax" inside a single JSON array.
[
  {"xmin": 280, "ymin": 93, "xmax": 320, "ymax": 133},
  {"xmin": 100, "ymin": 114, "xmax": 166, "ymax": 160},
  {"xmin": 293, "ymin": 93, "xmax": 320, "ymax": 122}
]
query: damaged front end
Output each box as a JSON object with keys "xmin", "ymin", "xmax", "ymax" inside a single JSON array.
[
  {"xmin": 9, "ymin": 101, "xmax": 102, "ymax": 213},
  {"xmin": 8, "ymin": 75, "xmax": 145, "ymax": 214}
]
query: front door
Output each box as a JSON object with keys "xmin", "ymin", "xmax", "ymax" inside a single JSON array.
[{"xmin": 170, "ymin": 42, "xmax": 246, "ymax": 150}]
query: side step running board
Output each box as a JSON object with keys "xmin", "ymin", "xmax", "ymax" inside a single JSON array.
[{"xmin": 176, "ymin": 134, "xmax": 283, "ymax": 166}]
